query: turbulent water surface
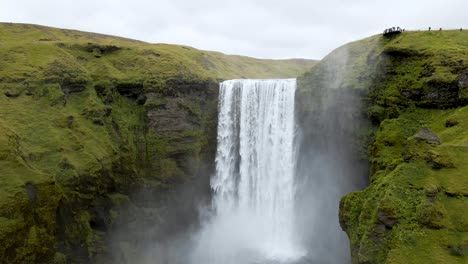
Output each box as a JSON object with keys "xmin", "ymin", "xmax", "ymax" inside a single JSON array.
[{"xmin": 192, "ymin": 79, "xmax": 305, "ymax": 263}]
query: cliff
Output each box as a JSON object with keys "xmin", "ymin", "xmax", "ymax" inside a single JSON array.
[
  {"xmin": 0, "ymin": 23, "xmax": 317, "ymax": 263},
  {"xmin": 298, "ymin": 30, "xmax": 468, "ymax": 263}
]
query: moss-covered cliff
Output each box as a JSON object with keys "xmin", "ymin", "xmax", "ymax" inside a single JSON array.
[
  {"xmin": 0, "ymin": 23, "xmax": 316, "ymax": 263},
  {"xmin": 298, "ymin": 30, "xmax": 468, "ymax": 263}
]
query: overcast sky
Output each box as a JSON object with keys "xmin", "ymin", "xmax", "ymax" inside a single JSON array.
[{"xmin": 1, "ymin": 0, "xmax": 467, "ymax": 59}]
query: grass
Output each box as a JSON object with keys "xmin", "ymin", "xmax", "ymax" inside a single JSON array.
[{"xmin": 0, "ymin": 22, "xmax": 317, "ymax": 85}]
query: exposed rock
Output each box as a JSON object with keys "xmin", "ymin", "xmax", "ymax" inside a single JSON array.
[
  {"xmin": 94, "ymin": 82, "xmax": 114, "ymax": 104},
  {"xmin": 61, "ymin": 81, "xmax": 86, "ymax": 94},
  {"xmin": 44, "ymin": 61, "xmax": 89, "ymax": 95},
  {"xmin": 458, "ymin": 68, "xmax": 468, "ymax": 88},
  {"xmin": 414, "ymin": 128, "xmax": 441, "ymax": 145},
  {"xmin": 136, "ymin": 94, "xmax": 147, "ymax": 105},
  {"xmin": 115, "ymin": 81, "xmax": 143, "ymax": 99},
  {"xmin": 445, "ymin": 118, "xmax": 459, "ymax": 127},
  {"xmin": 147, "ymin": 98, "xmax": 200, "ymax": 134},
  {"xmin": 377, "ymin": 210, "xmax": 398, "ymax": 228},
  {"xmin": 84, "ymin": 43, "xmax": 121, "ymax": 55},
  {"xmin": 426, "ymin": 151, "xmax": 455, "ymax": 169},
  {"xmin": 422, "ymin": 78, "xmax": 461, "ymax": 107},
  {"xmin": 401, "ymin": 74, "xmax": 468, "ymax": 108},
  {"xmin": 458, "ymin": 68, "xmax": 468, "ymax": 100},
  {"xmin": 25, "ymin": 183, "xmax": 37, "ymax": 204},
  {"xmin": 418, "ymin": 202, "xmax": 447, "ymax": 229}
]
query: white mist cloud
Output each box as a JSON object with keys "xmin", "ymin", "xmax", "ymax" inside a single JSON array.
[{"xmin": 0, "ymin": 0, "xmax": 466, "ymax": 59}]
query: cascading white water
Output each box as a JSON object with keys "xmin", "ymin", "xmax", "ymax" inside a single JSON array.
[{"xmin": 192, "ymin": 79, "xmax": 305, "ymax": 263}]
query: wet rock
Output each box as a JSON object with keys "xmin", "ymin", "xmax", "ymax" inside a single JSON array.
[{"xmin": 414, "ymin": 128, "xmax": 441, "ymax": 145}]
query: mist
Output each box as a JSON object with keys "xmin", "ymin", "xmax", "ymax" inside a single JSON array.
[
  {"xmin": 100, "ymin": 46, "xmax": 370, "ymax": 264},
  {"xmin": 294, "ymin": 46, "xmax": 370, "ymax": 263}
]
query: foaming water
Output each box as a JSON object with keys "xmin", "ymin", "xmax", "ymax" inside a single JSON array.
[{"xmin": 191, "ymin": 79, "xmax": 305, "ymax": 263}]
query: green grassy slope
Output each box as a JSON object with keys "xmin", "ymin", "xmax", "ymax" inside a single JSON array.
[
  {"xmin": 0, "ymin": 23, "xmax": 317, "ymax": 84},
  {"xmin": 0, "ymin": 23, "xmax": 316, "ymax": 263},
  {"xmin": 298, "ymin": 30, "xmax": 468, "ymax": 263}
]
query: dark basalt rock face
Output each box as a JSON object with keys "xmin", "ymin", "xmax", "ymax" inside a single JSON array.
[
  {"xmin": 421, "ymin": 78, "xmax": 462, "ymax": 107},
  {"xmin": 400, "ymin": 78, "xmax": 467, "ymax": 109},
  {"xmin": 144, "ymin": 79, "xmax": 219, "ymax": 180},
  {"xmin": 97, "ymin": 79, "xmax": 219, "ymax": 264}
]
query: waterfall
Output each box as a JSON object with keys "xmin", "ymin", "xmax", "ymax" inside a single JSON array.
[{"xmin": 192, "ymin": 79, "xmax": 305, "ymax": 263}]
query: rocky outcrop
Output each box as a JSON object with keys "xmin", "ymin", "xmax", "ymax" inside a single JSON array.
[{"xmin": 414, "ymin": 128, "xmax": 441, "ymax": 145}]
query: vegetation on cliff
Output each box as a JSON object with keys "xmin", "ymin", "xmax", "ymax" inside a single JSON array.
[
  {"xmin": 298, "ymin": 30, "xmax": 468, "ymax": 263},
  {"xmin": 0, "ymin": 23, "xmax": 316, "ymax": 263}
]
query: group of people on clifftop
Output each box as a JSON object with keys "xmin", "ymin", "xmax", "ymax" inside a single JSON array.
[{"xmin": 383, "ymin": 26, "xmax": 404, "ymax": 36}]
